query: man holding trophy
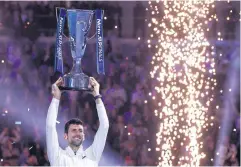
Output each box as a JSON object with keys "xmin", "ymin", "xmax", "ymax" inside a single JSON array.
[{"xmin": 46, "ymin": 8, "xmax": 108, "ymax": 166}]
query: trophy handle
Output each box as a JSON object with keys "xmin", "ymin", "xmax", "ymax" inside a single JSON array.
[
  {"xmin": 56, "ymin": 7, "xmax": 68, "ymax": 39},
  {"xmin": 86, "ymin": 10, "xmax": 104, "ymax": 42}
]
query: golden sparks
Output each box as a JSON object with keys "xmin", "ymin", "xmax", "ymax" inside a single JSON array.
[{"xmin": 148, "ymin": 0, "xmax": 216, "ymax": 166}]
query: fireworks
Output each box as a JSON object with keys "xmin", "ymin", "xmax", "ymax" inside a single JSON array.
[{"xmin": 148, "ymin": 0, "xmax": 216, "ymax": 166}]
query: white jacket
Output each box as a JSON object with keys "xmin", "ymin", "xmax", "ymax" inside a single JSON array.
[{"xmin": 46, "ymin": 98, "xmax": 109, "ymax": 167}]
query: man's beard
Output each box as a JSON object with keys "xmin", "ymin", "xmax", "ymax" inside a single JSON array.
[{"xmin": 70, "ymin": 138, "xmax": 83, "ymax": 147}]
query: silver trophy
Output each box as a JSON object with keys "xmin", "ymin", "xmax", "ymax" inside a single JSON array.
[{"xmin": 55, "ymin": 8, "xmax": 104, "ymax": 91}]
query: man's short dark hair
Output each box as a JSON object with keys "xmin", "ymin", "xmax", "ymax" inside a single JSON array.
[{"xmin": 64, "ymin": 118, "xmax": 83, "ymax": 134}]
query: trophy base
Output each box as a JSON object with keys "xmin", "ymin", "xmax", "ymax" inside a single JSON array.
[{"xmin": 59, "ymin": 73, "xmax": 92, "ymax": 91}]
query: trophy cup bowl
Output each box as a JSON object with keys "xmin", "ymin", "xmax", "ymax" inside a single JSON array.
[{"xmin": 58, "ymin": 9, "xmax": 95, "ymax": 91}]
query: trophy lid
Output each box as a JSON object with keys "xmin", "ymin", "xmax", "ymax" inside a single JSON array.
[{"xmin": 66, "ymin": 9, "xmax": 95, "ymax": 14}]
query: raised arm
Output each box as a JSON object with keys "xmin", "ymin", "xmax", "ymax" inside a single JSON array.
[
  {"xmin": 46, "ymin": 77, "xmax": 63, "ymax": 165},
  {"xmin": 0, "ymin": 128, "xmax": 8, "ymax": 145},
  {"xmin": 86, "ymin": 77, "xmax": 109, "ymax": 163}
]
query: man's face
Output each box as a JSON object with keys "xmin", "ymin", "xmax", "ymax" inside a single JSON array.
[{"xmin": 64, "ymin": 124, "xmax": 84, "ymax": 147}]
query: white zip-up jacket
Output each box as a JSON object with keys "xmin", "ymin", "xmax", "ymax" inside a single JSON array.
[{"xmin": 46, "ymin": 98, "xmax": 109, "ymax": 167}]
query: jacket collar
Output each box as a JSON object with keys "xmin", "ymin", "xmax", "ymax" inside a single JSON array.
[{"xmin": 66, "ymin": 145, "xmax": 85, "ymax": 157}]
